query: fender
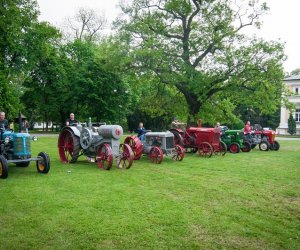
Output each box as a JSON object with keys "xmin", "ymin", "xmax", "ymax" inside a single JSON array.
[{"xmin": 63, "ymin": 126, "xmax": 81, "ymax": 138}]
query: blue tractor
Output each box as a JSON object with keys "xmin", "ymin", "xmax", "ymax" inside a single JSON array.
[{"xmin": 0, "ymin": 118, "xmax": 50, "ymax": 179}]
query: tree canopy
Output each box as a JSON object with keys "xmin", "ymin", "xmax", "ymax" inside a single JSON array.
[{"xmin": 116, "ymin": 0, "xmax": 286, "ymax": 124}]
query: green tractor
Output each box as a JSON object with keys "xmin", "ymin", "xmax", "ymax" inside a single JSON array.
[{"xmin": 221, "ymin": 129, "xmax": 251, "ymax": 153}]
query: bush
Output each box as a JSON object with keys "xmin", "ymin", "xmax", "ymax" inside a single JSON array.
[{"xmin": 288, "ymin": 113, "xmax": 296, "ymax": 135}]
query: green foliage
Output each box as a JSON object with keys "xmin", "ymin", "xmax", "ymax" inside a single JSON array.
[
  {"xmin": 288, "ymin": 113, "xmax": 296, "ymax": 135},
  {"xmin": 117, "ymin": 0, "xmax": 286, "ymax": 123}
]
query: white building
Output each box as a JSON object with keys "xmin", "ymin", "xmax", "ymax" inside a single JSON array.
[{"xmin": 277, "ymin": 74, "xmax": 300, "ymax": 135}]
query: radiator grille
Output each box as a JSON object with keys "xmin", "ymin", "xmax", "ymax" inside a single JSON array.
[{"xmin": 166, "ymin": 137, "xmax": 174, "ymax": 149}]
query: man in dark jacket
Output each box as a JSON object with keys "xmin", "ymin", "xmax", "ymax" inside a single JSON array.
[{"xmin": 66, "ymin": 113, "xmax": 78, "ymax": 126}]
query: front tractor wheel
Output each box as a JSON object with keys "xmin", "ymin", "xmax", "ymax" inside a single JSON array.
[
  {"xmin": 124, "ymin": 136, "xmax": 143, "ymax": 160},
  {"xmin": 259, "ymin": 141, "xmax": 270, "ymax": 151},
  {"xmin": 36, "ymin": 152, "xmax": 50, "ymax": 174},
  {"xmin": 58, "ymin": 128, "xmax": 80, "ymax": 163},
  {"xmin": 0, "ymin": 155, "xmax": 8, "ymax": 179},
  {"xmin": 172, "ymin": 144, "xmax": 185, "ymax": 161},
  {"xmin": 241, "ymin": 141, "xmax": 251, "ymax": 152},
  {"xmin": 117, "ymin": 144, "xmax": 134, "ymax": 169},
  {"xmin": 149, "ymin": 146, "xmax": 163, "ymax": 164},
  {"xmin": 198, "ymin": 142, "xmax": 213, "ymax": 158},
  {"xmin": 270, "ymin": 141, "xmax": 280, "ymax": 151},
  {"xmin": 229, "ymin": 142, "xmax": 240, "ymax": 153},
  {"xmin": 97, "ymin": 144, "xmax": 113, "ymax": 170}
]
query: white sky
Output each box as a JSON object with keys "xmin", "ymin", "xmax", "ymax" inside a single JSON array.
[{"xmin": 37, "ymin": 0, "xmax": 300, "ymax": 73}]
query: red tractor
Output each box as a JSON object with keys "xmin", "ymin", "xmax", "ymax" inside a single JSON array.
[
  {"xmin": 244, "ymin": 126, "xmax": 280, "ymax": 151},
  {"xmin": 169, "ymin": 120, "xmax": 227, "ymax": 157}
]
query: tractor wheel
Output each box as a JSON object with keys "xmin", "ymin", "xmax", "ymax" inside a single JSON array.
[
  {"xmin": 149, "ymin": 146, "xmax": 163, "ymax": 164},
  {"xmin": 241, "ymin": 141, "xmax": 251, "ymax": 152},
  {"xmin": 58, "ymin": 128, "xmax": 80, "ymax": 163},
  {"xmin": 124, "ymin": 136, "xmax": 143, "ymax": 160},
  {"xmin": 229, "ymin": 142, "xmax": 240, "ymax": 153},
  {"xmin": 215, "ymin": 141, "xmax": 227, "ymax": 156},
  {"xmin": 117, "ymin": 144, "xmax": 134, "ymax": 169},
  {"xmin": 16, "ymin": 161, "xmax": 30, "ymax": 167},
  {"xmin": 259, "ymin": 141, "xmax": 270, "ymax": 151},
  {"xmin": 0, "ymin": 155, "xmax": 8, "ymax": 179},
  {"xmin": 172, "ymin": 144, "xmax": 185, "ymax": 161},
  {"xmin": 36, "ymin": 152, "xmax": 50, "ymax": 174},
  {"xmin": 198, "ymin": 142, "xmax": 213, "ymax": 158},
  {"xmin": 272, "ymin": 140, "xmax": 280, "ymax": 151},
  {"xmin": 97, "ymin": 143, "xmax": 113, "ymax": 170},
  {"xmin": 171, "ymin": 130, "xmax": 184, "ymax": 146}
]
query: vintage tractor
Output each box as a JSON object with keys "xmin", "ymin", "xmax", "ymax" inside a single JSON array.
[
  {"xmin": 58, "ymin": 119, "xmax": 134, "ymax": 170},
  {"xmin": 244, "ymin": 127, "xmax": 280, "ymax": 151},
  {"xmin": 0, "ymin": 123, "xmax": 50, "ymax": 179},
  {"xmin": 124, "ymin": 131, "xmax": 185, "ymax": 164},
  {"xmin": 169, "ymin": 119, "xmax": 227, "ymax": 157},
  {"xmin": 221, "ymin": 129, "xmax": 251, "ymax": 153}
]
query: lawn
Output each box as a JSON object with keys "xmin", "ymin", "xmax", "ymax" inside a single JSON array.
[{"xmin": 0, "ymin": 137, "xmax": 299, "ymax": 249}]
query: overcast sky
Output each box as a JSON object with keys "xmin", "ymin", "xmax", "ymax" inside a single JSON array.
[{"xmin": 37, "ymin": 0, "xmax": 300, "ymax": 73}]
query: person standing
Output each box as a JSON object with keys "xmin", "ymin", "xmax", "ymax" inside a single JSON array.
[
  {"xmin": 0, "ymin": 111, "xmax": 8, "ymax": 129},
  {"xmin": 66, "ymin": 113, "xmax": 78, "ymax": 126}
]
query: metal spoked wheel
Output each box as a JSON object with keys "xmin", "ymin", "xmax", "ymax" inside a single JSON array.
[
  {"xmin": 36, "ymin": 152, "xmax": 50, "ymax": 174},
  {"xmin": 214, "ymin": 141, "xmax": 227, "ymax": 156},
  {"xmin": 97, "ymin": 143, "xmax": 113, "ymax": 170},
  {"xmin": 0, "ymin": 155, "xmax": 8, "ymax": 179},
  {"xmin": 117, "ymin": 144, "xmax": 134, "ymax": 169},
  {"xmin": 241, "ymin": 141, "xmax": 251, "ymax": 152},
  {"xmin": 198, "ymin": 142, "xmax": 213, "ymax": 158},
  {"xmin": 172, "ymin": 144, "xmax": 185, "ymax": 161},
  {"xmin": 124, "ymin": 136, "xmax": 143, "ymax": 160},
  {"xmin": 58, "ymin": 128, "xmax": 80, "ymax": 163},
  {"xmin": 149, "ymin": 146, "xmax": 163, "ymax": 164}
]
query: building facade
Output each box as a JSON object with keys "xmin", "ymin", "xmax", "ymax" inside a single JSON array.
[{"xmin": 277, "ymin": 74, "xmax": 300, "ymax": 135}]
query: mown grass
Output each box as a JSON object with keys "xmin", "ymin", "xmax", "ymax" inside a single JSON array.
[{"xmin": 0, "ymin": 137, "xmax": 299, "ymax": 249}]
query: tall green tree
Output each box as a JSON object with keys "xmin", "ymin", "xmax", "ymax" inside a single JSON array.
[
  {"xmin": 116, "ymin": 0, "xmax": 286, "ymax": 123},
  {"xmin": 0, "ymin": 0, "xmax": 39, "ymax": 117}
]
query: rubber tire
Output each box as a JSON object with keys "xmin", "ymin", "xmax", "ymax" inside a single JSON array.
[
  {"xmin": 0, "ymin": 155, "xmax": 8, "ymax": 179},
  {"xmin": 272, "ymin": 141, "xmax": 280, "ymax": 151},
  {"xmin": 229, "ymin": 142, "xmax": 240, "ymax": 153},
  {"xmin": 36, "ymin": 152, "xmax": 50, "ymax": 174},
  {"xmin": 259, "ymin": 141, "xmax": 270, "ymax": 151}
]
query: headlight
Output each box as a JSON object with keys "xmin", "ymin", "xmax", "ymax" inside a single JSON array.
[
  {"xmin": 4, "ymin": 137, "xmax": 10, "ymax": 143},
  {"xmin": 32, "ymin": 136, "xmax": 38, "ymax": 141}
]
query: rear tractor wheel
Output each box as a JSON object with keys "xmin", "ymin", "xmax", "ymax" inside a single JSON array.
[
  {"xmin": 0, "ymin": 155, "xmax": 8, "ymax": 179},
  {"xmin": 124, "ymin": 136, "xmax": 143, "ymax": 160},
  {"xmin": 58, "ymin": 128, "xmax": 80, "ymax": 163}
]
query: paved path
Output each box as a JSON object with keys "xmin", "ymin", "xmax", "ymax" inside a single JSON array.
[
  {"xmin": 276, "ymin": 137, "xmax": 300, "ymax": 140},
  {"xmin": 33, "ymin": 133, "xmax": 59, "ymax": 137}
]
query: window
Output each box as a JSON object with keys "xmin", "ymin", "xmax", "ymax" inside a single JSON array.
[
  {"xmin": 296, "ymin": 87, "xmax": 299, "ymax": 94},
  {"xmin": 295, "ymin": 109, "xmax": 300, "ymax": 122}
]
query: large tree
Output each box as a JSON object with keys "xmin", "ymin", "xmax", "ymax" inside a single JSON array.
[
  {"xmin": 116, "ymin": 0, "xmax": 286, "ymax": 123},
  {"xmin": 0, "ymin": 0, "xmax": 39, "ymax": 117}
]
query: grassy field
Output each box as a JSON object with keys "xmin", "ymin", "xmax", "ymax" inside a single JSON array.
[{"xmin": 0, "ymin": 136, "xmax": 299, "ymax": 249}]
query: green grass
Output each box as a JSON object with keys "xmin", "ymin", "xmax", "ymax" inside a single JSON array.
[{"xmin": 0, "ymin": 137, "xmax": 299, "ymax": 249}]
